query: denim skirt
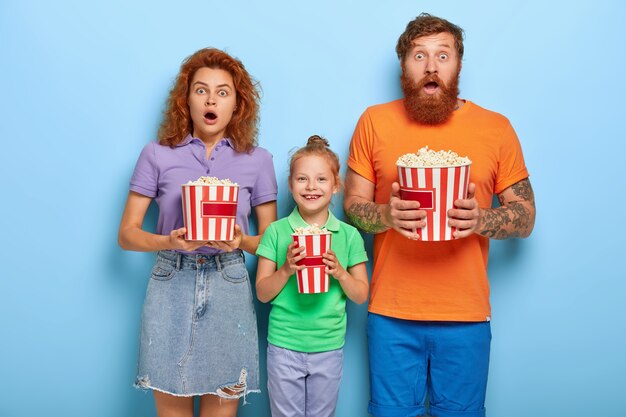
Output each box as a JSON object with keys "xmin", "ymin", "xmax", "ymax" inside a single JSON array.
[{"xmin": 134, "ymin": 250, "xmax": 260, "ymax": 397}]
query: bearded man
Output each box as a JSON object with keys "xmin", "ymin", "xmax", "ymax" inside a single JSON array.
[{"xmin": 344, "ymin": 13, "xmax": 536, "ymax": 417}]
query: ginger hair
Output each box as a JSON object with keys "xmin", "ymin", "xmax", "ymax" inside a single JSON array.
[
  {"xmin": 396, "ymin": 13, "xmax": 465, "ymax": 64},
  {"xmin": 158, "ymin": 48, "xmax": 260, "ymax": 152}
]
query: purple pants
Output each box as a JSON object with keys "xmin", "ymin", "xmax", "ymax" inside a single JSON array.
[{"xmin": 267, "ymin": 343, "xmax": 343, "ymax": 417}]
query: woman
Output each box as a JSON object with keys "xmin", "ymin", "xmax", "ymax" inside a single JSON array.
[{"xmin": 118, "ymin": 48, "xmax": 277, "ymax": 417}]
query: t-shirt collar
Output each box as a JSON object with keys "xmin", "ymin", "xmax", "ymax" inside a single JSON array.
[
  {"xmin": 176, "ymin": 134, "xmax": 234, "ymax": 148},
  {"xmin": 287, "ymin": 207, "xmax": 340, "ymax": 232},
  {"xmin": 176, "ymin": 134, "xmax": 194, "ymax": 147}
]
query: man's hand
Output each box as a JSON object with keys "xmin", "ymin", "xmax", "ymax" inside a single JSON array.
[
  {"xmin": 448, "ymin": 179, "xmax": 536, "ymax": 240},
  {"xmin": 344, "ymin": 169, "xmax": 427, "ymax": 237},
  {"xmin": 384, "ymin": 182, "xmax": 427, "ymax": 239},
  {"xmin": 447, "ymin": 183, "xmax": 481, "ymax": 239}
]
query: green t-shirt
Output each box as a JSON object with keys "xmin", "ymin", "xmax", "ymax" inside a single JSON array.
[{"xmin": 256, "ymin": 207, "xmax": 368, "ymax": 352}]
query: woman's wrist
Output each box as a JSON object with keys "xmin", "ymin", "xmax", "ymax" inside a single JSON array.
[
  {"xmin": 163, "ymin": 232, "xmax": 181, "ymax": 251},
  {"xmin": 240, "ymin": 233, "xmax": 262, "ymax": 254}
]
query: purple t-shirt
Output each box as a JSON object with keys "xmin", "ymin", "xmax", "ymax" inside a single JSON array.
[{"xmin": 129, "ymin": 134, "xmax": 278, "ymax": 254}]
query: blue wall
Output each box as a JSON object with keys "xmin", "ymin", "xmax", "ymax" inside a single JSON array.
[{"xmin": 1, "ymin": 1, "xmax": 625, "ymax": 416}]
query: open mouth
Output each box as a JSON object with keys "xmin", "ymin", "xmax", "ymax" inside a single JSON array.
[
  {"xmin": 423, "ymin": 81, "xmax": 439, "ymax": 94},
  {"xmin": 304, "ymin": 195, "xmax": 321, "ymax": 200},
  {"xmin": 204, "ymin": 111, "xmax": 217, "ymax": 121}
]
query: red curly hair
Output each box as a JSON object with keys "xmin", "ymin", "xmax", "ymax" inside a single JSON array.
[{"xmin": 158, "ymin": 48, "xmax": 261, "ymax": 153}]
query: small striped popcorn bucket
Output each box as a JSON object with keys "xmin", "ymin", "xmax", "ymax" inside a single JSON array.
[
  {"xmin": 397, "ymin": 163, "xmax": 471, "ymax": 241},
  {"xmin": 292, "ymin": 233, "xmax": 332, "ymax": 294},
  {"xmin": 181, "ymin": 183, "xmax": 239, "ymax": 241}
]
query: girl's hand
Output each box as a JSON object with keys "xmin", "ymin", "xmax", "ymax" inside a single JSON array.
[
  {"xmin": 169, "ymin": 228, "xmax": 209, "ymax": 251},
  {"xmin": 280, "ymin": 242, "xmax": 306, "ymax": 275},
  {"xmin": 207, "ymin": 224, "xmax": 244, "ymax": 252},
  {"xmin": 323, "ymin": 249, "xmax": 348, "ymax": 281}
]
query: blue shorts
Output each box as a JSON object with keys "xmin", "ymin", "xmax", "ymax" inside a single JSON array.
[{"xmin": 368, "ymin": 313, "xmax": 491, "ymax": 417}]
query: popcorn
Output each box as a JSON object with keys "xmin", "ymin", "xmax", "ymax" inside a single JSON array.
[
  {"xmin": 186, "ymin": 176, "xmax": 238, "ymax": 186},
  {"xmin": 396, "ymin": 146, "xmax": 472, "ymax": 241},
  {"xmin": 292, "ymin": 231, "xmax": 332, "ymax": 293},
  {"xmin": 292, "ymin": 224, "xmax": 329, "ymax": 235},
  {"xmin": 182, "ymin": 177, "xmax": 239, "ymax": 241},
  {"xmin": 396, "ymin": 146, "xmax": 471, "ymax": 167}
]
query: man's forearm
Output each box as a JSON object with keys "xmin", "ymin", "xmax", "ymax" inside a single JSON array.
[
  {"xmin": 345, "ymin": 200, "xmax": 390, "ymax": 234},
  {"xmin": 476, "ymin": 202, "xmax": 534, "ymax": 239},
  {"xmin": 476, "ymin": 179, "xmax": 536, "ymax": 240}
]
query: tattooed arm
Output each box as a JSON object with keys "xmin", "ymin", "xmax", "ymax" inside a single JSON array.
[
  {"xmin": 448, "ymin": 178, "xmax": 536, "ymax": 240},
  {"xmin": 479, "ymin": 178, "xmax": 536, "ymax": 239},
  {"xmin": 343, "ymin": 168, "xmax": 426, "ymax": 238}
]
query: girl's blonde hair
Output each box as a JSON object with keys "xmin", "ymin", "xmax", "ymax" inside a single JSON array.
[{"xmin": 289, "ymin": 135, "xmax": 341, "ymax": 186}]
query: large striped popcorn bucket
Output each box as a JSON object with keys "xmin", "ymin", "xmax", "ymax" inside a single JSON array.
[
  {"xmin": 181, "ymin": 184, "xmax": 239, "ymax": 241},
  {"xmin": 292, "ymin": 233, "xmax": 332, "ymax": 294},
  {"xmin": 397, "ymin": 164, "xmax": 471, "ymax": 241}
]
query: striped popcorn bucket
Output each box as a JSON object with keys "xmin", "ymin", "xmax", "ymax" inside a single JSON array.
[
  {"xmin": 397, "ymin": 163, "xmax": 471, "ymax": 241},
  {"xmin": 292, "ymin": 233, "xmax": 332, "ymax": 294},
  {"xmin": 181, "ymin": 184, "xmax": 239, "ymax": 241}
]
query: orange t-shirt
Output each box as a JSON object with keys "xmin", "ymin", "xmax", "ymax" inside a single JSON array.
[{"xmin": 347, "ymin": 99, "xmax": 529, "ymax": 321}]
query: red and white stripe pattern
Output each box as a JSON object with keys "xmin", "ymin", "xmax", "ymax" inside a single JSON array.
[
  {"xmin": 292, "ymin": 233, "xmax": 332, "ymax": 294},
  {"xmin": 181, "ymin": 184, "xmax": 238, "ymax": 241},
  {"xmin": 397, "ymin": 164, "xmax": 471, "ymax": 241}
]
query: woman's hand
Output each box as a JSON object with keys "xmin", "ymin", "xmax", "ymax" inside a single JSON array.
[
  {"xmin": 168, "ymin": 227, "xmax": 210, "ymax": 251},
  {"xmin": 119, "ymin": 192, "xmax": 210, "ymax": 252}
]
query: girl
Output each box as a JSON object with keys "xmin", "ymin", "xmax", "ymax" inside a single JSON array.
[
  {"xmin": 118, "ymin": 48, "xmax": 277, "ymax": 417},
  {"xmin": 256, "ymin": 135, "xmax": 369, "ymax": 417}
]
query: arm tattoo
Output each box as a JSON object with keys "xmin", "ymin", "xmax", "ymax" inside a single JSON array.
[
  {"xmin": 346, "ymin": 202, "xmax": 388, "ymax": 234},
  {"xmin": 478, "ymin": 203, "xmax": 526, "ymax": 239},
  {"xmin": 478, "ymin": 179, "xmax": 535, "ymax": 240},
  {"xmin": 510, "ymin": 179, "xmax": 535, "ymax": 203}
]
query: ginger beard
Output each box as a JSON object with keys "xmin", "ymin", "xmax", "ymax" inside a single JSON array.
[{"xmin": 401, "ymin": 67, "xmax": 461, "ymax": 125}]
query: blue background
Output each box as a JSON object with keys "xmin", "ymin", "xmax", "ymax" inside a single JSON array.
[{"xmin": 1, "ymin": 1, "xmax": 625, "ymax": 416}]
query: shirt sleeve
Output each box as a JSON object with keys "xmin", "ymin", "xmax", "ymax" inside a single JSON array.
[
  {"xmin": 347, "ymin": 109, "xmax": 377, "ymax": 183},
  {"xmin": 494, "ymin": 120, "xmax": 529, "ymax": 194},
  {"xmin": 256, "ymin": 222, "xmax": 279, "ymax": 262},
  {"xmin": 346, "ymin": 227, "xmax": 368, "ymax": 268},
  {"xmin": 251, "ymin": 148, "xmax": 278, "ymax": 207},
  {"xmin": 129, "ymin": 142, "xmax": 158, "ymax": 198}
]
